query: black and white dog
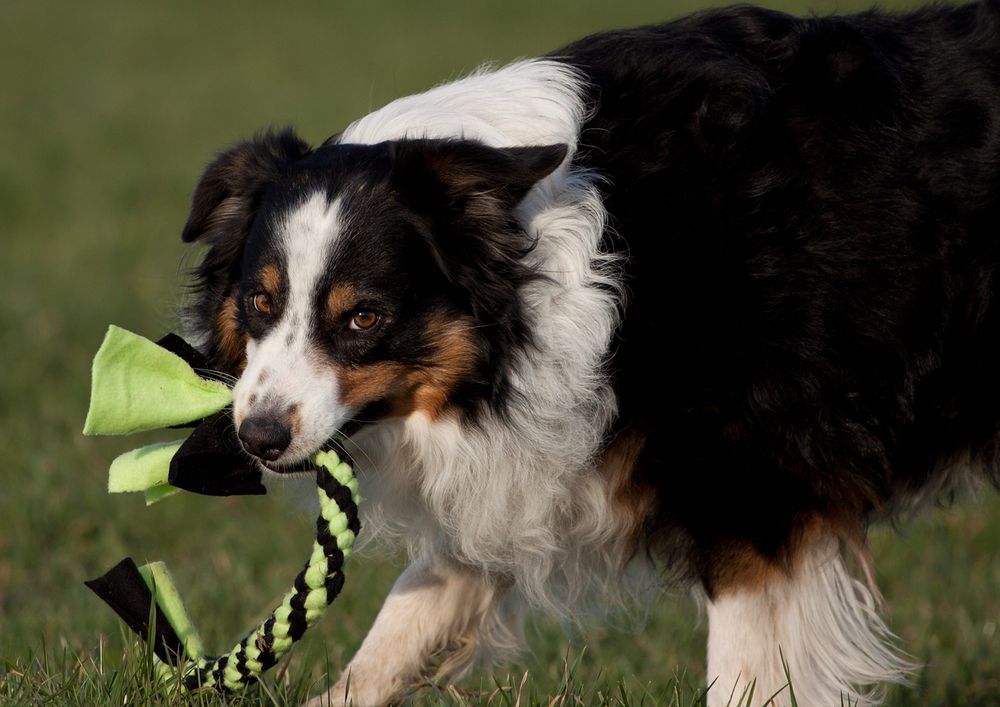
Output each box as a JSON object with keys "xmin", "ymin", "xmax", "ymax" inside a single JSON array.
[{"xmin": 179, "ymin": 2, "xmax": 1000, "ymax": 704}]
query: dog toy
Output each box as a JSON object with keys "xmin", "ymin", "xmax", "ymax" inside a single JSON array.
[{"xmin": 83, "ymin": 326, "xmax": 360, "ymax": 692}]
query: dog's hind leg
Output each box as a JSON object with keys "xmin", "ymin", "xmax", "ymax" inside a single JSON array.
[{"xmin": 704, "ymin": 530, "xmax": 913, "ymax": 707}]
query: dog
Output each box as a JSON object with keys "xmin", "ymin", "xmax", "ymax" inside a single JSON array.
[{"xmin": 177, "ymin": 2, "xmax": 1000, "ymax": 704}]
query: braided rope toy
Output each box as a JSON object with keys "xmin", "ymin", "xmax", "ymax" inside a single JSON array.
[{"xmin": 83, "ymin": 326, "xmax": 360, "ymax": 692}]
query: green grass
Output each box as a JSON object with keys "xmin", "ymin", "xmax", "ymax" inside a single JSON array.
[{"xmin": 1, "ymin": 0, "xmax": 998, "ymax": 704}]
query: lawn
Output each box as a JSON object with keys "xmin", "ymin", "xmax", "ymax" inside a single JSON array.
[{"xmin": 1, "ymin": 0, "xmax": 997, "ymax": 704}]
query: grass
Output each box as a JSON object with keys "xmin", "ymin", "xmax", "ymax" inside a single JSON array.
[
  {"xmin": 1, "ymin": 639, "xmax": 715, "ymax": 706},
  {"xmin": 1, "ymin": 0, "xmax": 998, "ymax": 704}
]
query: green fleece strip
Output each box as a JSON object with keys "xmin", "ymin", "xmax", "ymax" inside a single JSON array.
[
  {"xmin": 108, "ymin": 439, "xmax": 184, "ymax": 493},
  {"xmin": 143, "ymin": 484, "xmax": 182, "ymax": 505},
  {"xmin": 83, "ymin": 325, "xmax": 232, "ymax": 436},
  {"xmin": 138, "ymin": 562, "xmax": 206, "ymax": 660}
]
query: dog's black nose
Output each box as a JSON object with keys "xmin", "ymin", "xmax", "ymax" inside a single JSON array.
[{"xmin": 238, "ymin": 416, "xmax": 292, "ymax": 461}]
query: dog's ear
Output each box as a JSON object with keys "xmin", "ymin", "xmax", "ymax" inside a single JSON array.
[
  {"xmin": 389, "ymin": 139, "xmax": 567, "ymax": 215},
  {"xmin": 388, "ymin": 139, "xmax": 569, "ymax": 353},
  {"xmin": 182, "ymin": 129, "xmax": 312, "ymax": 244},
  {"xmin": 182, "ymin": 129, "xmax": 310, "ymax": 373}
]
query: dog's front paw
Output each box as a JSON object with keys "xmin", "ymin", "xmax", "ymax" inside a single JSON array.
[{"xmin": 304, "ymin": 670, "xmax": 413, "ymax": 707}]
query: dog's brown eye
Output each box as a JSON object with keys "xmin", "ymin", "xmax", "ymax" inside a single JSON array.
[
  {"xmin": 252, "ymin": 293, "xmax": 272, "ymax": 315},
  {"xmin": 350, "ymin": 310, "xmax": 380, "ymax": 331}
]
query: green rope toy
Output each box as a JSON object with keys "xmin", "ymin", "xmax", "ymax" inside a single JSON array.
[{"xmin": 83, "ymin": 325, "xmax": 360, "ymax": 692}]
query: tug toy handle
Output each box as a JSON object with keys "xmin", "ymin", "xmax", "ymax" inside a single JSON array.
[
  {"xmin": 87, "ymin": 451, "xmax": 359, "ymax": 692},
  {"xmin": 83, "ymin": 327, "xmax": 361, "ymax": 692}
]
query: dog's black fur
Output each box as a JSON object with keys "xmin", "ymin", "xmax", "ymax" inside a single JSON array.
[
  {"xmin": 552, "ymin": 1, "xmax": 1000, "ymax": 591},
  {"xmin": 185, "ymin": 2, "xmax": 1000, "ymax": 593}
]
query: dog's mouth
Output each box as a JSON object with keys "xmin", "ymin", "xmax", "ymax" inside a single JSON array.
[
  {"xmin": 260, "ymin": 457, "xmax": 317, "ymax": 475},
  {"xmin": 257, "ymin": 419, "xmax": 365, "ymax": 475}
]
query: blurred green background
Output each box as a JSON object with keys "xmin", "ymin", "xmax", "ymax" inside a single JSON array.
[{"xmin": 1, "ymin": 0, "xmax": 998, "ymax": 704}]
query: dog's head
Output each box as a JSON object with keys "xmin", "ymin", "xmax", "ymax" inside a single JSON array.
[{"xmin": 181, "ymin": 129, "xmax": 566, "ymax": 467}]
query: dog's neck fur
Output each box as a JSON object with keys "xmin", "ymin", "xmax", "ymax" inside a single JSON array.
[{"xmin": 338, "ymin": 60, "xmax": 634, "ymax": 616}]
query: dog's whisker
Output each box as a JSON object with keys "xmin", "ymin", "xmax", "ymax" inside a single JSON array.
[
  {"xmin": 193, "ymin": 367, "xmax": 240, "ymax": 386},
  {"xmin": 335, "ymin": 433, "xmax": 381, "ymax": 474}
]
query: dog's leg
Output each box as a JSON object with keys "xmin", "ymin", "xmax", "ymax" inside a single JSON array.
[
  {"xmin": 305, "ymin": 555, "xmax": 510, "ymax": 707},
  {"xmin": 705, "ymin": 533, "xmax": 913, "ymax": 707}
]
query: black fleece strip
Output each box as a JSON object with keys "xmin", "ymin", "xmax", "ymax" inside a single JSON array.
[
  {"xmin": 258, "ymin": 617, "xmax": 277, "ymax": 669},
  {"xmin": 328, "ymin": 485, "xmax": 360, "ymax": 534},
  {"xmin": 286, "ymin": 566, "xmax": 310, "ymax": 641},
  {"xmin": 258, "ymin": 649, "xmax": 278, "ymax": 671},
  {"xmin": 234, "ymin": 651, "xmax": 251, "ymax": 679},
  {"xmin": 183, "ymin": 667, "xmax": 208, "ymax": 691},
  {"xmin": 325, "ymin": 572, "xmax": 345, "ymax": 603},
  {"xmin": 315, "ymin": 469, "xmax": 356, "ymax": 518},
  {"xmin": 169, "ymin": 410, "xmax": 266, "ymax": 496},
  {"xmin": 289, "ymin": 586, "xmax": 307, "ymax": 613},
  {"xmin": 320, "ymin": 538, "xmax": 344, "ymax": 567},
  {"xmin": 214, "ymin": 655, "xmax": 229, "ymax": 688},
  {"xmin": 154, "ymin": 333, "xmax": 234, "ymax": 384},
  {"xmin": 294, "ymin": 567, "xmax": 310, "ymax": 592},
  {"xmin": 316, "ymin": 518, "xmax": 335, "ymax": 547},
  {"xmin": 315, "ymin": 467, "xmax": 337, "ymax": 494},
  {"xmin": 287, "ymin": 611, "xmax": 308, "ymax": 641},
  {"xmin": 84, "ymin": 557, "xmax": 185, "ymax": 664}
]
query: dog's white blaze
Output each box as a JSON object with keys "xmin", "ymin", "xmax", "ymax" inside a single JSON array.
[
  {"xmin": 233, "ymin": 194, "xmax": 353, "ymax": 464},
  {"xmin": 705, "ymin": 535, "xmax": 914, "ymax": 707}
]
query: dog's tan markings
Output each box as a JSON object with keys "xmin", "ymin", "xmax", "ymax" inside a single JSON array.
[
  {"xmin": 599, "ymin": 428, "xmax": 655, "ymax": 555},
  {"xmin": 260, "ymin": 264, "xmax": 281, "ymax": 295},
  {"xmin": 706, "ymin": 540, "xmax": 784, "ymax": 598},
  {"xmin": 327, "ymin": 284, "xmax": 357, "ymax": 319},
  {"xmin": 407, "ymin": 317, "xmax": 478, "ymax": 419},
  {"xmin": 707, "ymin": 515, "xmax": 868, "ymax": 598},
  {"xmin": 336, "ymin": 361, "xmax": 409, "ymax": 410},
  {"xmin": 331, "ymin": 316, "xmax": 479, "ymax": 419},
  {"xmin": 215, "ymin": 292, "xmax": 247, "ymax": 371}
]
